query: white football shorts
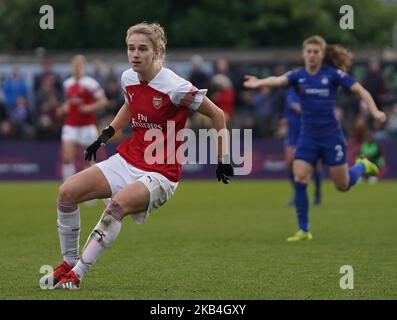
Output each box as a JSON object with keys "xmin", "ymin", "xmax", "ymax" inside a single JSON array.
[
  {"xmin": 61, "ymin": 124, "xmax": 98, "ymax": 146},
  {"xmin": 95, "ymin": 153, "xmax": 178, "ymax": 224}
]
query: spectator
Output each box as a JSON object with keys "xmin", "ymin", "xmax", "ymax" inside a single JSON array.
[
  {"xmin": 362, "ymin": 59, "xmax": 388, "ymax": 110},
  {"xmin": 360, "ymin": 132, "xmax": 385, "ymax": 183},
  {"xmin": 9, "ymin": 96, "xmax": 35, "ymax": 139},
  {"xmin": 33, "ymin": 58, "xmax": 63, "ymax": 98},
  {"xmin": 99, "ymin": 68, "xmax": 124, "ymax": 138},
  {"xmin": 0, "ymin": 99, "xmax": 12, "ymax": 139},
  {"xmin": 35, "ymin": 73, "xmax": 63, "ymax": 139},
  {"xmin": 237, "ymin": 90, "xmax": 256, "ymax": 131},
  {"xmin": 336, "ymin": 86, "xmax": 361, "ymax": 129},
  {"xmin": 104, "ymin": 64, "xmax": 119, "ymax": 84},
  {"xmin": 271, "ymin": 64, "xmax": 288, "ymax": 118},
  {"xmin": 190, "ymin": 59, "xmax": 236, "ymax": 130},
  {"xmin": 90, "ymin": 58, "xmax": 106, "ymax": 87},
  {"xmin": 386, "ymin": 104, "xmax": 397, "ymax": 138},
  {"xmin": 36, "ymin": 92, "xmax": 62, "ymax": 139},
  {"xmin": 251, "ymin": 87, "xmax": 278, "ymax": 138},
  {"xmin": 360, "ymin": 132, "xmax": 384, "ymax": 169},
  {"xmin": 188, "ymin": 54, "xmax": 211, "ymax": 90},
  {"xmin": 3, "ymin": 69, "xmax": 28, "ymax": 109},
  {"xmin": 351, "ymin": 114, "xmax": 368, "ymax": 143},
  {"xmin": 103, "ymin": 79, "xmax": 123, "ymax": 115},
  {"xmin": 210, "ymin": 74, "xmax": 236, "ymax": 125},
  {"xmin": 214, "ymin": 58, "xmax": 239, "ymax": 89},
  {"xmin": 0, "ymin": 74, "xmax": 5, "ymax": 100}
]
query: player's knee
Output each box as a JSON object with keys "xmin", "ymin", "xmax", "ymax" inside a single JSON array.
[
  {"xmin": 58, "ymin": 182, "xmax": 78, "ymax": 204},
  {"xmin": 62, "ymin": 152, "xmax": 74, "ymax": 163},
  {"xmin": 62, "ymin": 158, "xmax": 74, "ymax": 164},
  {"xmin": 294, "ymin": 174, "xmax": 310, "ymax": 184},
  {"xmin": 104, "ymin": 199, "xmax": 126, "ymax": 222},
  {"xmin": 112, "ymin": 194, "xmax": 148, "ymax": 216},
  {"xmin": 57, "ymin": 197, "xmax": 78, "ymax": 213},
  {"xmin": 335, "ymin": 182, "xmax": 349, "ymax": 192}
]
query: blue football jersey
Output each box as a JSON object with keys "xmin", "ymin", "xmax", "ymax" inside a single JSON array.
[
  {"xmin": 286, "ymin": 65, "xmax": 356, "ymax": 135},
  {"xmin": 284, "ymin": 87, "xmax": 301, "ymax": 125}
]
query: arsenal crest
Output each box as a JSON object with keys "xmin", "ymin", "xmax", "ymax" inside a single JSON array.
[{"xmin": 152, "ymin": 96, "xmax": 162, "ymax": 109}]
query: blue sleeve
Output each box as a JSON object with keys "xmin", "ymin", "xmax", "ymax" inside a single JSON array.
[
  {"xmin": 286, "ymin": 87, "xmax": 299, "ymax": 107},
  {"xmin": 285, "ymin": 69, "xmax": 301, "ymax": 86},
  {"xmin": 333, "ymin": 69, "xmax": 356, "ymax": 90}
]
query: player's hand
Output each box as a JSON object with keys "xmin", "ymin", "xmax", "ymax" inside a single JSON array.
[
  {"xmin": 216, "ymin": 162, "xmax": 234, "ymax": 184},
  {"xmin": 373, "ymin": 110, "xmax": 387, "ymax": 123},
  {"xmin": 84, "ymin": 139, "xmax": 103, "ymax": 162},
  {"xmin": 243, "ymin": 75, "xmax": 260, "ymax": 89},
  {"xmin": 80, "ymin": 104, "xmax": 94, "ymax": 113},
  {"xmin": 84, "ymin": 125, "xmax": 115, "ymax": 161},
  {"xmin": 56, "ymin": 104, "xmax": 69, "ymax": 117},
  {"xmin": 291, "ymin": 103, "xmax": 302, "ymax": 114}
]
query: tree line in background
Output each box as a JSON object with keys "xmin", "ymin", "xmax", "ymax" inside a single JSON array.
[{"xmin": 0, "ymin": 0, "xmax": 397, "ymax": 51}]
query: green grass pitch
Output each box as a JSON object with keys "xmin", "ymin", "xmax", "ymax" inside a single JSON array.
[{"xmin": 0, "ymin": 180, "xmax": 396, "ymax": 299}]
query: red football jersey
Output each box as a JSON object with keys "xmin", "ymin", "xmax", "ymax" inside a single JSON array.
[
  {"xmin": 63, "ymin": 76, "xmax": 105, "ymax": 126},
  {"xmin": 116, "ymin": 68, "xmax": 207, "ymax": 182}
]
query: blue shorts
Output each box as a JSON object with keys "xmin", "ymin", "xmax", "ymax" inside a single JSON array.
[
  {"xmin": 294, "ymin": 131, "xmax": 347, "ymax": 166},
  {"xmin": 284, "ymin": 121, "xmax": 300, "ymax": 147}
]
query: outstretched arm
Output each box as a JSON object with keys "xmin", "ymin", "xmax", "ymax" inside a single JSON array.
[
  {"xmin": 243, "ymin": 74, "xmax": 288, "ymax": 89},
  {"xmin": 350, "ymin": 83, "xmax": 387, "ymax": 123}
]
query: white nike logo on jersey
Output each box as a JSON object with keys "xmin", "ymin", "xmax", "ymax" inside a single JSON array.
[{"xmin": 298, "ymin": 78, "xmax": 306, "ymax": 83}]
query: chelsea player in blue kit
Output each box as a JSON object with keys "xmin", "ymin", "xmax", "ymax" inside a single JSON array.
[
  {"xmin": 283, "ymin": 87, "xmax": 322, "ymax": 206},
  {"xmin": 244, "ymin": 35, "xmax": 386, "ymax": 241}
]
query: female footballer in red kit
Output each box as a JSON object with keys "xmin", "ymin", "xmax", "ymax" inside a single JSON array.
[
  {"xmin": 58, "ymin": 55, "xmax": 108, "ymax": 182},
  {"xmin": 41, "ymin": 22, "xmax": 234, "ymax": 289}
]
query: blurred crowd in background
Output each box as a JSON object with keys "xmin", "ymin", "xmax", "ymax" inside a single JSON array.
[{"xmin": 1, "ymin": 54, "xmax": 397, "ymax": 145}]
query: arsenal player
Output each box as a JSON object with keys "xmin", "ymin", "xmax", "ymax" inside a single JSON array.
[
  {"xmin": 58, "ymin": 55, "xmax": 108, "ymax": 182},
  {"xmin": 41, "ymin": 22, "xmax": 234, "ymax": 290}
]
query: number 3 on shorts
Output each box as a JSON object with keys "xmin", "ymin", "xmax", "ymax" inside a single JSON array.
[{"xmin": 335, "ymin": 144, "xmax": 344, "ymax": 162}]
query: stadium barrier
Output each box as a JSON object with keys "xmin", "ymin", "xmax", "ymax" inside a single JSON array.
[{"xmin": 0, "ymin": 139, "xmax": 396, "ymax": 180}]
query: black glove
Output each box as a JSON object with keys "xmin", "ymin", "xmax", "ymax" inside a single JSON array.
[
  {"xmin": 84, "ymin": 126, "xmax": 115, "ymax": 161},
  {"xmin": 216, "ymin": 162, "xmax": 234, "ymax": 184}
]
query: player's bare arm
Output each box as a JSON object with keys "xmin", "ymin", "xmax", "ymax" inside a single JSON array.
[
  {"xmin": 350, "ymin": 82, "xmax": 387, "ymax": 123},
  {"xmin": 109, "ymin": 103, "xmax": 132, "ymax": 132},
  {"xmin": 80, "ymin": 96, "xmax": 109, "ymax": 113},
  {"xmin": 243, "ymin": 74, "xmax": 288, "ymax": 89},
  {"xmin": 196, "ymin": 96, "xmax": 234, "ymax": 183},
  {"xmin": 197, "ymin": 96, "xmax": 228, "ymax": 158}
]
